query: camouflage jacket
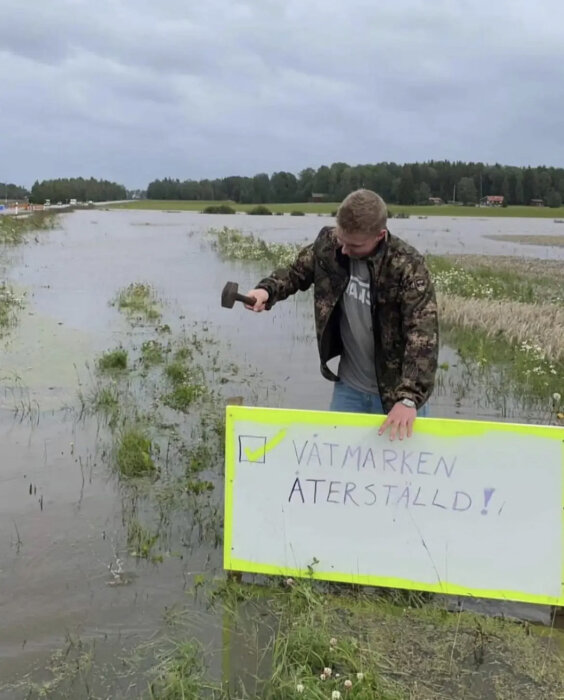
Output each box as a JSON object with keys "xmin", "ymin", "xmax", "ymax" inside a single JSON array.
[{"xmin": 256, "ymin": 226, "xmax": 439, "ymax": 412}]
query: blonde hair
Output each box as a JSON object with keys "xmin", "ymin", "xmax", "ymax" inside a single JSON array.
[{"xmin": 336, "ymin": 189, "xmax": 388, "ymax": 237}]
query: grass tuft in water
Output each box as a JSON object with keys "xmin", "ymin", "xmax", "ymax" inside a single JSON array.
[
  {"xmin": 141, "ymin": 339, "xmax": 166, "ymax": 366},
  {"xmin": 0, "ymin": 283, "xmax": 24, "ymax": 334},
  {"xmin": 113, "ymin": 282, "xmax": 162, "ymax": 322},
  {"xmin": 161, "ymin": 345, "xmax": 207, "ymax": 412},
  {"xmin": 0, "ymin": 211, "xmax": 57, "ymax": 245},
  {"xmin": 147, "ymin": 640, "xmax": 208, "ymax": 699},
  {"xmin": 209, "ymin": 226, "xmax": 301, "ymax": 267},
  {"xmin": 98, "ymin": 347, "xmax": 128, "ymax": 371},
  {"xmin": 90, "ymin": 384, "xmax": 121, "ymax": 422},
  {"xmin": 428, "ymin": 255, "xmax": 564, "ymax": 304},
  {"xmin": 162, "ymin": 384, "xmax": 206, "ymax": 413},
  {"xmin": 127, "ymin": 519, "xmax": 161, "ymax": 561},
  {"xmin": 116, "ymin": 428, "xmax": 156, "ymax": 477}
]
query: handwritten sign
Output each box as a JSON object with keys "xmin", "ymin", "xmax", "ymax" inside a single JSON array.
[{"xmin": 224, "ymin": 406, "xmax": 564, "ymax": 606}]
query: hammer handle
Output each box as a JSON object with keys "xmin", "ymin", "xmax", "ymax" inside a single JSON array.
[{"xmin": 236, "ymin": 292, "xmax": 258, "ymax": 306}]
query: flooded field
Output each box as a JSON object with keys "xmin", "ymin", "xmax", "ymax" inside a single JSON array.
[{"xmin": 0, "ymin": 210, "xmax": 562, "ymax": 698}]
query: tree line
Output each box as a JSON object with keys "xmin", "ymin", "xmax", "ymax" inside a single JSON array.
[
  {"xmin": 29, "ymin": 178, "xmax": 127, "ymax": 204},
  {"xmin": 0, "ymin": 182, "xmax": 30, "ymax": 201},
  {"xmin": 147, "ymin": 161, "xmax": 564, "ymax": 207}
]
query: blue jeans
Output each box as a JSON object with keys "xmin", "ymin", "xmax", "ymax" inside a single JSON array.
[{"xmin": 330, "ymin": 380, "xmax": 429, "ymax": 416}]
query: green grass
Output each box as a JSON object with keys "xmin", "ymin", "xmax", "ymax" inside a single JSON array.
[
  {"xmin": 0, "ymin": 211, "xmax": 57, "ymax": 244},
  {"xmin": 97, "ymin": 347, "xmax": 128, "ymax": 371},
  {"xmin": 127, "ymin": 519, "xmax": 161, "ymax": 561},
  {"xmin": 141, "ymin": 339, "xmax": 167, "ymax": 366},
  {"xmin": 146, "ymin": 578, "xmax": 564, "ymax": 699},
  {"xmin": 90, "ymin": 383, "xmax": 120, "ymax": 414},
  {"xmin": 0, "ymin": 283, "xmax": 24, "ymax": 333},
  {"xmin": 485, "ymin": 234, "xmax": 564, "ymax": 247},
  {"xmin": 162, "ymin": 348, "xmax": 207, "ymax": 413},
  {"xmin": 113, "ymin": 282, "xmax": 162, "ymax": 322},
  {"xmin": 109, "ymin": 199, "xmax": 564, "ymax": 218},
  {"xmin": 164, "ymin": 360, "xmax": 193, "ymax": 384},
  {"xmin": 202, "ymin": 204, "xmax": 236, "ymax": 214},
  {"xmin": 248, "ymin": 205, "xmax": 273, "ymax": 215},
  {"xmin": 162, "ymin": 384, "xmax": 206, "ymax": 413},
  {"xmin": 209, "ymin": 226, "xmax": 302, "ymax": 267},
  {"xmin": 427, "ymin": 255, "xmax": 564, "ymax": 304},
  {"xmin": 442, "ymin": 323, "xmax": 562, "ymax": 407},
  {"xmin": 115, "ymin": 428, "xmax": 156, "ymax": 477}
]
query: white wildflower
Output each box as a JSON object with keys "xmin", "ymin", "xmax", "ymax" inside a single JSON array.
[
  {"xmin": 344, "ymin": 679, "xmax": 353, "ymax": 689},
  {"xmin": 320, "ymin": 673, "xmax": 326, "ymax": 681},
  {"xmin": 553, "ymin": 392, "xmax": 561, "ymax": 402},
  {"xmin": 332, "ymin": 692, "xmax": 341, "ymax": 700},
  {"xmin": 296, "ymin": 683, "xmax": 304, "ymax": 693},
  {"xmin": 329, "ymin": 637, "xmax": 338, "ymax": 647},
  {"xmin": 356, "ymin": 672, "xmax": 364, "ymax": 681},
  {"xmin": 323, "ymin": 667, "xmax": 332, "ymax": 677}
]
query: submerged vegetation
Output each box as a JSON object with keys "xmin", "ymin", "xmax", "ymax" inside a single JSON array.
[
  {"xmin": 113, "ymin": 282, "xmax": 162, "ymax": 322},
  {"xmin": 116, "ymin": 427, "xmax": 156, "ymax": 477},
  {"xmin": 98, "ymin": 347, "xmax": 128, "ymax": 371},
  {"xmin": 0, "ymin": 211, "xmax": 57, "ymax": 245},
  {"xmin": 0, "ymin": 283, "xmax": 24, "ymax": 335},
  {"xmin": 485, "ymin": 233, "xmax": 564, "ymax": 247},
  {"xmin": 0, "ymin": 212, "xmax": 58, "ymax": 338},
  {"xmin": 209, "ymin": 226, "xmax": 302, "ymax": 267}
]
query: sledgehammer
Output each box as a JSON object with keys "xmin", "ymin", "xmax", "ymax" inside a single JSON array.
[{"xmin": 221, "ymin": 281, "xmax": 257, "ymax": 309}]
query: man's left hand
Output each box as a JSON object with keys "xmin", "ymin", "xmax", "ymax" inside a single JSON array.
[{"xmin": 378, "ymin": 402, "xmax": 417, "ymax": 441}]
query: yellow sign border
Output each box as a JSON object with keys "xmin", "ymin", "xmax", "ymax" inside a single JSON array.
[{"xmin": 224, "ymin": 405, "xmax": 564, "ymax": 606}]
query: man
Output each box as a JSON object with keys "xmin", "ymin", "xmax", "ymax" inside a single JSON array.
[{"xmin": 245, "ymin": 189, "xmax": 439, "ymax": 440}]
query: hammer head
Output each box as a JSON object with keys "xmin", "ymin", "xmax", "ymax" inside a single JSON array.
[{"xmin": 221, "ymin": 281, "xmax": 238, "ymax": 308}]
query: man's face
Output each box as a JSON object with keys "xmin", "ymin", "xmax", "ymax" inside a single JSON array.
[{"xmin": 335, "ymin": 227, "xmax": 386, "ymax": 259}]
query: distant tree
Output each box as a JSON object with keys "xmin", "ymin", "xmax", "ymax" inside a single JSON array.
[
  {"xmin": 297, "ymin": 168, "xmax": 315, "ymax": 202},
  {"xmin": 397, "ymin": 166, "xmax": 416, "ymax": 204},
  {"xmin": 522, "ymin": 168, "xmax": 539, "ymax": 203},
  {"xmin": 538, "ymin": 170, "xmax": 553, "ymax": 199},
  {"xmin": 546, "ymin": 190, "xmax": 562, "ymax": 208},
  {"xmin": 252, "ymin": 173, "xmax": 271, "ymax": 203},
  {"xmin": 415, "ymin": 182, "xmax": 432, "ymax": 204},
  {"xmin": 312, "ymin": 166, "xmax": 331, "ymax": 196},
  {"xmin": 270, "ymin": 172, "xmax": 298, "ymax": 203},
  {"xmin": 457, "ymin": 177, "xmax": 477, "ymax": 204},
  {"xmin": 30, "ymin": 177, "xmax": 126, "ymax": 203},
  {"xmin": 514, "ymin": 173, "xmax": 524, "ymax": 205},
  {"xmin": 199, "ymin": 179, "xmax": 214, "ymax": 200},
  {"xmin": 144, "ymin": 160, "xmax": 564, "ymax": 207},
  {"xmin": 0, "ymin": 182, "xmax": 29, "ymax": 200},
  {"xmin": 501, "ymin": 177, "xmax": 511, "ymax": 203}
]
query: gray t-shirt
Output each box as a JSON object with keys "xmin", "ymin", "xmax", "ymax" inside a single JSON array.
[{"xmin": 338, "ymin": 259, "xmax": 379, "ymax": 394}]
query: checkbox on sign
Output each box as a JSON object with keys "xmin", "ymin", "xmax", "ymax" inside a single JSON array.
[{"xmin": 239, "ymin": 435, "xmax": 267, "ymax": 463}]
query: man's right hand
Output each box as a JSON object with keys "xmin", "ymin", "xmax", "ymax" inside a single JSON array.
[{"xmin": 245, "ymin": 288, "xmax": 269, "ymax": 312}]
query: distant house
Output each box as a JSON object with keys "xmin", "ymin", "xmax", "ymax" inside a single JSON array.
[
  {"xmin": 480, "ymin": 195, "xmax": 504, "ymax": 207},
  {"xmin": 428, "ymin": 197, "xmax": 444, "ymax": 205},
  {"xmin": 311, "ymin": 193, "xmax": 327, "ymax": 202},
  {"xmin": 530, "ymin": 198, "xmax": 544, "ymax": 207}
]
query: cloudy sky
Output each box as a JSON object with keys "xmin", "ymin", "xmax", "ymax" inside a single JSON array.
[{"xmin": 1, "ymin": 0, "xmax": 564, "ymax": 189}]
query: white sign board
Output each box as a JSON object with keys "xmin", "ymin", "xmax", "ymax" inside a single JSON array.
[{"xmin": 224, "ymin": 406, "xmax": 564, "ymax": 606}]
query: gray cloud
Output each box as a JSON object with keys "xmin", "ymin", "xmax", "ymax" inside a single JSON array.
[{"xmin": 1, "ymin": 0, "xmax": 563, "ymax": 188}]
